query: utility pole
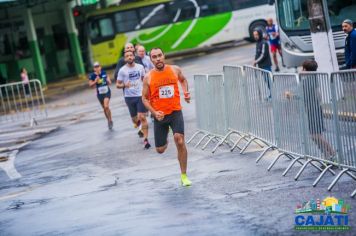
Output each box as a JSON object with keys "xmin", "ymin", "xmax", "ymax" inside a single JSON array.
[{"xmin": 307, "ymin": 0, "xmax": 338, "ymax": 73}]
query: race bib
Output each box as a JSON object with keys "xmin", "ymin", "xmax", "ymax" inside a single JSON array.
[
  {"xmin": 98, "ymin": 85, "xmax": 109, "ymax": 94},
  {"xmin": 159, "ymin": 85, "xmax": 174, "ymax": 99}
]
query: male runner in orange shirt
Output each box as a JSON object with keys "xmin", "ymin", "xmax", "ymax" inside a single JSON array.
[{"xmin": 142, "ymin": 48, "xmax": 192, "ymax": 186}]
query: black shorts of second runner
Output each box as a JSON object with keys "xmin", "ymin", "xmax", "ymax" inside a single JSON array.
[
  {"xmin": 97, "ymin": 90, "xmax": 111, "ymax": 105},
  {"xmin": 124, "ymin": 96, "xmax": 147, "ymax": 117},
  {"xmin": 154, "ymin": 110, "xmax": 184, "ymax": 147}
]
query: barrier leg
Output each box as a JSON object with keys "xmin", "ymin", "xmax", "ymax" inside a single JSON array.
[
  {"xmin": 252, "ymin": 139, "xmax": 266, "ymax": 149},
  {"xmin": 240, "ymin": 137, "xmax": 257, "ymax": 154},
  {"xmin": 327, "ymin": 168, "xmax": 349, "ymax": 191},
  {"xmin": 308, "ymin": 161, "xmax": 336, "ymax": 176},
  {"xmin": 345, "ymin": 171, "xmax": 356, "ymax": 181},
  {"xmin": 202, "ymin": 136, "xmax": 215, "ymax": 150},
  {"xmin": 282, "ymin": 156, "xmax": 304, "ymax": 176},
  {"xmin": 212, "ymin": 130, "xmax": 234, "ymax": 153},
  {"xmin": 256, "ymin": 145, "xmax": 275, "ymax": 163},
  {"xmin": 194, "ymin": 134, "xmax": 210, "ymax": 148},
  {"xmin": 267, "ymin": 153, "xmax": 286, "ymax": 171},
  {"xmin": 313, "ymin": 165, "xmax": 334, "ymax": 187},
  {"xmin": 30, "ymin": 117, "xmax": 38, "ymax": 127},
  {"xmin": 230, "ymin": 134, "xmax": 246, "ymax": 152},
  {"xmin": 187, "ymin": 131, "xmax": 203, "ymax": 144},
  {"xmin": 351, "ymin": 189, "xmax": 356, "ymax": 198},
  {"xmin": 294, "ymin": 159, "xmax": 315, "ymax": 181},
  {"xmin": 223, "ymin": 138, "xmax": 234, "ymax": 148}
]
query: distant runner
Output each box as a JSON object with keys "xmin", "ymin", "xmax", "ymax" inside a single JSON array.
[
  {"xmin": 266, "ymin": 18, "xmax": 282, "ymax": 72},
  {"xmin": 117, "ymin": 50, "xmax": 151, "ymax": 149},
  {"xmin": 137, "ymin": 45, "xmax": 154, "ymax": 72},
  {"xmin": 114, "ymin": 43, "xmax": 144, "ymax": 80},
  {"xmin": 142, "ymin": 48, "xmax": 192, "ymax": 187},
  {"xmin": 88, "ymin": 62, "xmax": 113, "ymax": 130}
]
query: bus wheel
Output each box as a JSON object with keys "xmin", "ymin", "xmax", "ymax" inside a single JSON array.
[{"xmin": 249, "ymin": 21, "xmax": 267, "ymax": 42}]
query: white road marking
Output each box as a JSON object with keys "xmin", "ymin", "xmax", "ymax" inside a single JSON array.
[{"xmin": 0, "ymin": 150, "xmax": 22, "ymax": 179}]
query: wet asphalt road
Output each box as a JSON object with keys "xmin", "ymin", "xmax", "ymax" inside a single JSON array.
[{"xmin": 0, "ymin": 43, "xmax": 355, "ymax": 236}]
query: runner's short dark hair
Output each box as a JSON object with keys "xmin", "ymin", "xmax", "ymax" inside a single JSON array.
[
  {"xmin": 149, "ymin": 47, "xmax": 164, "ymax": 58},
  {"xmin": 302, "ymin": 60, "xmax": 318, "ymax": 72},
  {"xmin": 124, "ymin": 50, "xmax": 135, "ymax": 56}
]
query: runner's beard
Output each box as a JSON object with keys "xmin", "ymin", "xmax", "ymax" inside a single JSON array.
[{"xmin": 156, "ymin": 62, "xmax": 164, "ymax": 70}]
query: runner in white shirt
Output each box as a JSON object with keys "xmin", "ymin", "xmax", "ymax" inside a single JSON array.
[{"xmin": 116, "ymin": 50, "xmax": 151, "ymax": 149}]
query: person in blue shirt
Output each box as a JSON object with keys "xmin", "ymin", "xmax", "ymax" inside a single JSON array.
[
  {"xmin": 342, "ymin": 19, "xmax": 356, "ymax": 69},
  {"xmin": 266, "ymin": 18, "xmax": 282, "ymax": 72},
  {"xmin": 88, "ymin": 62, "xmax": 113, "ymax": 130}
]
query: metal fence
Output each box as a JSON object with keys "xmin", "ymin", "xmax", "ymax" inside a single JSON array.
[
  {"xmin": 212, "ymin": 66, "xmax": 251, "ymax": 153},
  {"xmin": 0, "ymin": 79, "xmax": 47, "ymax": 126},
  {"xmin": 329, "ymin": 70, "xmax": 356, "ymax": 196},
  {"xmin": 189, "ymin": 67, "xmax": 356, "ymax": 198}
]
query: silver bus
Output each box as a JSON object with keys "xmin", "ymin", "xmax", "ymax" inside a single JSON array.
[{"xmin": 272, "ymin": 0, "xmax": 356, "ymax": 68}]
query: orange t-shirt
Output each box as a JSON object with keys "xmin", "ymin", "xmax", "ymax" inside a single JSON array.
[{"xmin": 149, "ymin": 65, "xmax": 181, "ymax": 115}]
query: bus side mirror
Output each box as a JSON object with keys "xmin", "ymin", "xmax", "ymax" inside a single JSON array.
[{"xmin": 268, "ymin": 0, "xmax": 275, "ymax": 5}]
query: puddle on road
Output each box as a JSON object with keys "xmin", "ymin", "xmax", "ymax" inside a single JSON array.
[{"xmin": 7, "ymin": 198, "xmax": 51, "ymax": 210}]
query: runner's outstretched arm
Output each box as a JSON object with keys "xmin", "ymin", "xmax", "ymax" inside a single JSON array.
[{"xmin": 172, "ymin": 65, "xmax": 190, "ymax": 103}]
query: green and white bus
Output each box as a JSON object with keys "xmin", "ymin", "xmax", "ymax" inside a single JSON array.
[
  {"xmin": 272, "ymin": 0, "xmax": 356, "ymax": 68},
  {"xmin": 86, "ymin": 0, "xmax": 276, "ymax": 67}
]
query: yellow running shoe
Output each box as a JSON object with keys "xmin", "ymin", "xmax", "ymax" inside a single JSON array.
[{"xmin": 181, "ymin": 174, "xmax": 192, "ymax": 187}]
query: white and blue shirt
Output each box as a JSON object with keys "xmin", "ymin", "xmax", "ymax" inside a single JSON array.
[{"xmin": 117, "ymin": 64, "xmax": 145, "ymax": 97}]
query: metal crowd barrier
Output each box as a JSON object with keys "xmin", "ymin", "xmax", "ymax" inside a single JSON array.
[
  {"xmin": 212, "ymin": 66, "xmax": 251, "ymax": 153},
  {"xmin": 328, "ymin": 70, "xmax": 356, "ymax": 195},
  {"xmin": 189, "ymin": 67, "xmax": 356, "ymax": 198},
  {"xmin": 188, "ymin": 74, "xmax": 229, "ymax": 150},
  {"xmin": 263, "ymin": 73, "xmax": 309, "ymax": 171},
  {"xmin": 187, "ymin": 75, "xmax": 208, "ymax": 143},
  {"xmin": 0, "ymin": 79, "xmax": 47, "ymax": 126},
  {"xmin": 240, "ymin": 66, "xmax": 276, "ymax": 155},
  {"xmin": 267, "ymin": 73, "xmax": 337, "ymax": 184}
]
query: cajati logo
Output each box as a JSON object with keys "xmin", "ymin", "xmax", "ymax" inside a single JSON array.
[{"xmin": 294, "ymin": 197, "xmax": 351, "ymax": 231}]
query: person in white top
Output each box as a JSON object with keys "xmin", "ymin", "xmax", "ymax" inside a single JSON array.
[
  {"xmin": 20, "ymin": 68, "xmax": 30, "ymax": 96},
  {"xmin": 136, "ymin": 45, "xmax": 154, "ymax": 73},
  {"xmin": 116, "ymin": 50, "xmax": 151, "ymax": 149}
]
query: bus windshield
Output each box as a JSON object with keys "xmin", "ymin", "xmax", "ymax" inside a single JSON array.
[{"xmin": 277, "ymin": 0, "xmax": 356, "ymax": 31}]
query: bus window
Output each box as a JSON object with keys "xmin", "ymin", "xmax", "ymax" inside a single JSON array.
[
  {"xmin": 99, "ymin": 18, "xmax": 114, "ymax": 37},
  {"xmin": 115, "ymin": 10, "xmax": 139, "ymax": 33},
  {"xmin": 278, "ymin": 0, "xmax": 356, "ymax": 32},
  {"xmin": 230, "ymin": 0, "xmax": 267, "ymax": 10},
  {"xmin": 138, "ymin": 4, "xmax": 171, "ymax": 29},
  {"xmin": 168, "ymin": 0, "xmax": 197, "ymax": 22},
  {"xmin": 89, "ymin": 17, "xmax": 114, "ymax": 42},
  {"xmin": 198, "ymin": 0, "xmax": 232, "ymax": 16},
  {"xmin": 277, "ymin": 0, "xmax": 309, "ymax": 31},
  {"xmin": 328, "ymin": 0, "xmax": 356, "ymax": 28}
]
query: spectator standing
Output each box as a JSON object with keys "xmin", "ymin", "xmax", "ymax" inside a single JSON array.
[
  {"xmin": 253, "ymin": 30, "xmax": 272, "ymax": 99},
  {"xmin": 342, "ymin": 19, "xmax": 356, "ymax": 69},
  {"xmin": 20, "ymin": 68, "xmax": 30, "ymax": 96}
]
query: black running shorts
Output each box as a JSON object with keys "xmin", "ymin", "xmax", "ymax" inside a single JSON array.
[
  {"xmin": 154, "ymin": 110, "xmax": 184, "ymax": 148},
  {"xmin": 97, "ymin": 90, "xmax": 111, "ymax": 104},
  {"xmin": 125, "ymin": 96, "xmax": 147, "ymax": 118}
]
